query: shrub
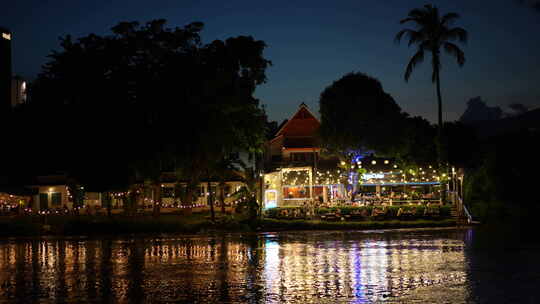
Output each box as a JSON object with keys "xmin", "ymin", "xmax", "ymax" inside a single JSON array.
[
  {"xmin": 266, "ymin": 205, "xmax": 451, "ymax": 221},
  {"xmin": 264, "ymin": 207, "xmax": 304, "ymax": 218}
]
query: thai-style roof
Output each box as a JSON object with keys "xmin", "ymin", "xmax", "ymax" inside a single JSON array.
[{"xmin": 274, "ymin": 103, "xmax": 320, "ymax": 138}]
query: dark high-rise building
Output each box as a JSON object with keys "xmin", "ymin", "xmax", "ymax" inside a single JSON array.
[{"xmin": 1, "ymin": 27, "xmax": 12, "ymax": 113}]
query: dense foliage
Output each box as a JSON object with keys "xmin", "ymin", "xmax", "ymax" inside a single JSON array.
[
  {"xmin": 464, "ymin": 130, "xmax": 540, "ymax": 223},
  {"xmin": 0, "ymin": 20, "xmax": 271, "ymax": 211},
  {"xmin": 319, "ymin": 72, "xmax": 407, "ymax": 157},
  {"xmin": 265, "ymin": 205, "xmax": 451, "ymax": 220}
]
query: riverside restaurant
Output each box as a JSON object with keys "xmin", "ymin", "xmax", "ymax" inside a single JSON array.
[{"xmin": 263, "ymin": 164, "xmax": 446, "ymax": 209}]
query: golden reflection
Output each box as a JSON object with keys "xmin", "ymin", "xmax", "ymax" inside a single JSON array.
[
  {"xmin": 0, "ymin": 233, "xmax": 470, "ymax": 303},
  {"xmin": 260, "ymin": 236, "xmax": 467, "ymax": 303}
]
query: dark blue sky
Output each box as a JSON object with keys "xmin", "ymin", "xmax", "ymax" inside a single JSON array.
[{"xmin": 2, "ymin": 0, "xmax": 539, "ymax": 123}]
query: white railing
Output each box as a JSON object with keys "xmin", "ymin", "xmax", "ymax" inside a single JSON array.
[
  {"xmin": 456, "ymin": 195, "xmax": 476, "ymax": 224},
  {"xmin": 462, "ymin": 202, "xmax": 473, "ymax": 224}
]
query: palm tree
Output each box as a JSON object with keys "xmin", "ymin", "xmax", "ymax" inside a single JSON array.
[{"xmin": 395, "ymin": 4, "xmax": 467, "ymax": 162}]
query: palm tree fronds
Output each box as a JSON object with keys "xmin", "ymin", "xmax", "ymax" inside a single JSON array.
[
  {"xmin": 443, "ymin": 42, "xmax": 466, "ymax": 66},
  {"xmin": 409, "ymin": 7, "xmax": 430, "ymax": 19},
  {"xmin": 404, "ymin": 49, "xmax": 425, "ymax": 82},
  {"xmin": 396, "ymin": 4, "xmax": 468, "ymax": 163},
  {"xmin": 441, "ymin": 12, "xmax": 460, "ymax": 25},
  {"xmin": 399, "ymin": 17, "xmax": 419, "ymax": 24},
  {"xmin": 394, "ymin": 29, "xmax": 422, "ymax": 45},
  {"xmin": 445, "ymin": 27, "xmax": 468, "ymax": 44}
]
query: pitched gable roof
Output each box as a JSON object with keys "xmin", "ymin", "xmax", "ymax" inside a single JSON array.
[{"xmin": 275, "ymin": 103, "xmax": 320, "ymax": 137}]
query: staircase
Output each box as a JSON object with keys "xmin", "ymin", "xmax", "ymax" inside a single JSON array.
[
  {"xmin": 451, "ymin": 195, "xmax": 479, "ymax": 225},
  {"xmin": 450, "ymin": 204, "xmax": 468, "ymax": 225}
]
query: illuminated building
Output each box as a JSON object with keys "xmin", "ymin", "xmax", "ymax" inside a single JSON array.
[
  {"xmin": 262, "ymin": 103, "xmax": 444, "ymax": 208},
  {"xmin": 0, "ymin": 26, "xmax": 11, "ymax": 112},
  {"xmin": 263, "ymin": 103, "xmax": 345, "ymax": 207}
]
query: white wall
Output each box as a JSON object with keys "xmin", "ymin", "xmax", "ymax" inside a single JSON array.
[{"xmin": 33, "ymin": 185, "xmax": 72, "ymax": 210}]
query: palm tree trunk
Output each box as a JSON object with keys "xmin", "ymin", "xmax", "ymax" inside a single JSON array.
[{"xmin": 434, "ymin": 53, "xmax": 444, "ymax": 165}]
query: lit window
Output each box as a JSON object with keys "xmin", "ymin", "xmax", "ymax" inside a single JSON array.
[{"xmin": 2, "ymin": 33, "xmax": 11, "ymax": 40}]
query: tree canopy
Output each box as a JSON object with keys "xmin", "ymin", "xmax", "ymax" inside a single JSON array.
[
  {"xmin": 3, "ymin": 19, "xmax": 271, "ymax": 198},
  {"xmin": 318, "ymin": 72, "xmax": 406, "ymax": 157}
]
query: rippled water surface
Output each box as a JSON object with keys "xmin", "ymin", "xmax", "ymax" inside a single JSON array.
[{"xmin": 1, "ymin": 228, "xmax": 539, "ymax": 303}]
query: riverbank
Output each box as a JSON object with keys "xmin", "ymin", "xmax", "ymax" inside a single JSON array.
[
  {"xmin": 0, "ymin": 213, "xmax": 457, "ymax": 237},
  {"xmin": 260, "ymin": 218, "xmax": 457, "ymax": 231}
]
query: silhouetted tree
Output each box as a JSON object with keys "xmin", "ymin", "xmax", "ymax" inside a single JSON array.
[
  {"xmin": 319, "ymin": 72, "xmax": 407, "ymax": 157},
  {"xmin": 400, "ymin": 115, "xmax": 437, "ymax": 165},
  {"xmin": 207, "ymin": 154, "xmax": 243, "ymax": 215},
  {"xmin": 24, "ymin": 19, "xmax": 270, "ymax": 215},
  {"xmin": 442, "ymin": 121, "xmax": 480, "ymax": 168},
  {"xmin": 395, "ymin": 4, "xmax": 468, "ymax": 162},
  {"xmin": 464, "ymin": 129, "xmax": 540, "ymax": 222},
  {"xmin": 265, "ymin": 120, "xmax": 279, "ymax": 139}
]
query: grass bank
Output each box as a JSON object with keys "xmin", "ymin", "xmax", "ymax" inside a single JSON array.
[
  {"xmin": 259, "ymin": 218, "xmax": 457, "ymax": 231},
  {"xmin": 0, "ymin": 213, "xmax": 457, "ymax": 237},
  {"xmin": 0, "ymin": 214, "xmax": 233, "ymax": 237}
]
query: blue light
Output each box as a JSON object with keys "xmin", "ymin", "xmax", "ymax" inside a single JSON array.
[{"xmin": 359, "ymin": 182, "xmax": 440, "ymax": 186}]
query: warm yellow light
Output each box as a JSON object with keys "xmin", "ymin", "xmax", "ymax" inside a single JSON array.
[
  {"xmin": 48, "ymin": 187, "xmax": 53, "ymax": 192},
  {"xmin": 393, "ymin": 164, "xmax": 398, "ymax": 168},
  {"xmin": 371, "ymin": 160, "xmax": 376, "ymax": 165},
  {"xmin": 340, "ymin": 161, "xmax": 346, "ymax": 166},
  {"xmin": 384, "ymin": 160, "xmax": 389, "ymax": 164},
  {"xmin": 2, "ymin": 33, "xmax": 11, "ymax": 40}
]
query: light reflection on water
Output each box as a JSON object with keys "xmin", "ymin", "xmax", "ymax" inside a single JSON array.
[{"xmin": 0, "ymin": 229, "xmax": 536, "ymax": 303}]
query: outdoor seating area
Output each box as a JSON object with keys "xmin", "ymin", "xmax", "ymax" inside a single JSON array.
[{"xmin": 265, "ymin": 204, "xmax": 451, "ymax": 221}]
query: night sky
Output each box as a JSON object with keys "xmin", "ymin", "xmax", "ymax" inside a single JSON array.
[{"xmin": 2, "ymin": 0, "xmax": 539, "ymax": 123}]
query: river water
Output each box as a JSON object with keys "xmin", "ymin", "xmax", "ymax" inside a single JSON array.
[{"xmin": 0, "ymin": 228, "xmax": 539, "ymax": 303}]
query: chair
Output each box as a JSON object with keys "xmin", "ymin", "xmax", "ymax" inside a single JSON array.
[{"xmin": 371, "ymin": 207, "xmax": 387, "ymax": 220}]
